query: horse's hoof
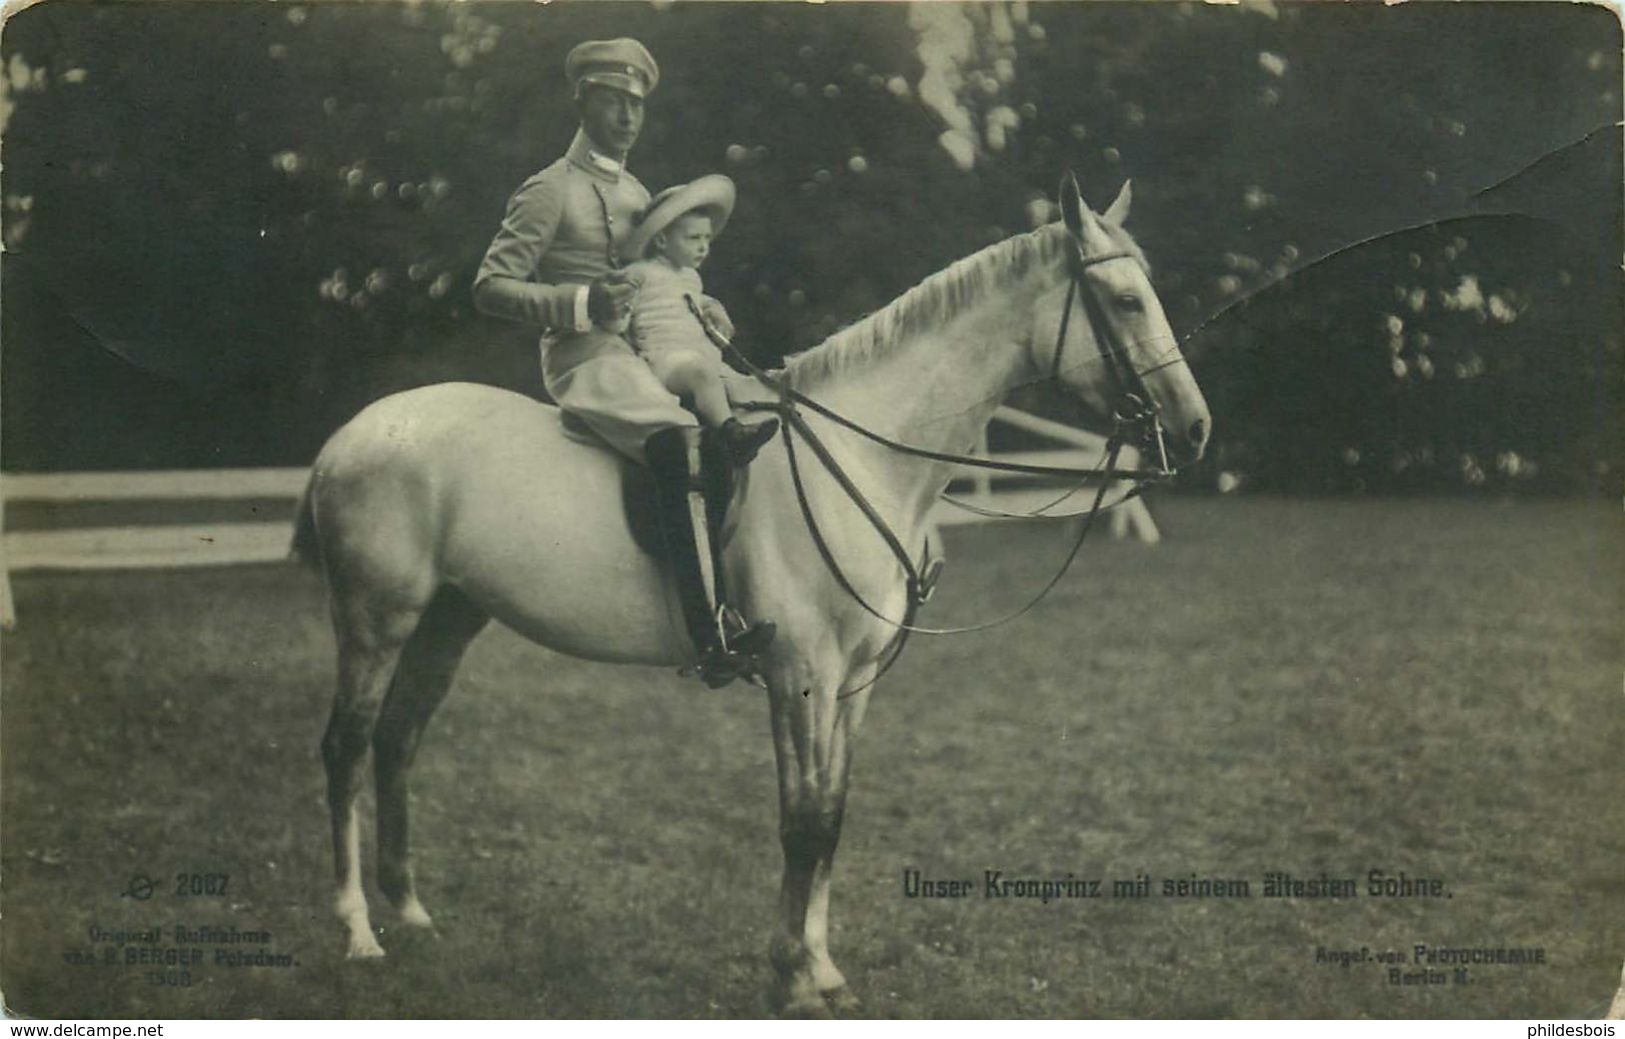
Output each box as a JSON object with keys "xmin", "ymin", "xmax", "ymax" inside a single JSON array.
[
  {"xmin": 774, "ymin": 978, "xmax": 835, "ymax": 1019},
  {"xmin": 822, "ymin": 985, "xmax": 861, "ymax": 1015},
  {"xmin": 346, "ymin": 934, "xmax": 386, "ymax": 960},
  {"xmin": 397, "ymin": 901, "xmax": 435, "ymax": 930},
  {"xmin": 779, "ymin": 999, "xmax": 834, "ymax": 1020}
]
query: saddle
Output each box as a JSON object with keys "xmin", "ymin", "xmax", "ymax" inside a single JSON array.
[{"xmin": 558, "ymin": 410, "xmax": 742, "ymax": 561}]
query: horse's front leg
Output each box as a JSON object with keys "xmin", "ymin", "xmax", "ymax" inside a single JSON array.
[{"xmin": 766, "ymin": 661, "xmax": 874, "ymax": 1018}]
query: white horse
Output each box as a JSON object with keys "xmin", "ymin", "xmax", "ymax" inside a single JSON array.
[{"xmin": 293, "ymin": 175, "xmax": 1210, "ymax": 1015}]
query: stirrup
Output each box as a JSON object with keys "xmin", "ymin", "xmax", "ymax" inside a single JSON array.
[
  {"xmin": 697, "ymin": 650, "xmax": 753, "ymax": 689},
  {"xmin": 678, "ymin": 646, "xmax": 763, "ymax": 689},
  {"xmin": 716, "ymin": 604, "xmax": 776, "ymax": 656},
  {"xmin": 677, "ymin": 607, "xmax": 776, "ymax": 689}
]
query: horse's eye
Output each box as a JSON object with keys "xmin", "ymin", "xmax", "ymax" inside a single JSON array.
[{"xmin": 1114, "ymin": 294, "xmax": 1144, "ymax": 312}]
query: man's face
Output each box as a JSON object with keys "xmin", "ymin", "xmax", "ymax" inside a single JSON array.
[
  {"xmin": 578, "ymin": 84, "xmax": 644, "ymax": 159},
  {"xmin": 655, "ymin": 213, "xmax": 713, "ymax": 270}
]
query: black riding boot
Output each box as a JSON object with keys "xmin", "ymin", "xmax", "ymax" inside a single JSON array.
[
  {"xmin": 644, "ymin": 427, "xmax": 777, "ymax": 687},
  {"xmin": 718, "ymin": 416, "xmax": 780, "ymax": 468}
]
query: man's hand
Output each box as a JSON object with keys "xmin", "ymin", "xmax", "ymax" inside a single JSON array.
[{"xmin": 587, "ymin": 271, "xmax": 637, "ymax": 325}]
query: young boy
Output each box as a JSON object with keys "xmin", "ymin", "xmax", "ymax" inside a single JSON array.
[{"xmin": 613, "ymin": 175, "xmax": 779, "ymax": 466}]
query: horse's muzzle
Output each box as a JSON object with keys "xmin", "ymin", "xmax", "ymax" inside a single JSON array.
[{"xmin": 1144, "ymin": 413, "xmax": 1209, "ymax": 470}]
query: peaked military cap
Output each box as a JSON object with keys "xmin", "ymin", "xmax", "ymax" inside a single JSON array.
[{"xmin": 566, "ymin": 38, "xmax": 660, "ymax": 99}]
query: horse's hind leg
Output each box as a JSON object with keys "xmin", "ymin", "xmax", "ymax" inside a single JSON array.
[
  {"xmin": 322, "ymin": 596, "xmax": 424, "ymax": 960},
  {"xmin": 373, "ymin": 585, "xmax": 489, "ymax": 930}
]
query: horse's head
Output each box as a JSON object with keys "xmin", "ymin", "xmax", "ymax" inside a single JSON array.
[{"xmin": 1031, "ymin": 172, "xmax": 1210, "ymax": 467}]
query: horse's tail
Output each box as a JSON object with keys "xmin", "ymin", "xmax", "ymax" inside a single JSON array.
[{"xmin": 289, "ymin": 470, "xmax": 323, "ymax": 574}]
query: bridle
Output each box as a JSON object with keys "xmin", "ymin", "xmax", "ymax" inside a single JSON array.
[
  {"xmin": 1052, "ymin": 243, "xmax": 1173, "ymax": 477},
  {"xmin": 686, "ymin": 236, "xmax": 1184, "ymax": 694}
]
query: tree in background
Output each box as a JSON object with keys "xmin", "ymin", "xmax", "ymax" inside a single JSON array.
[{"xmin": 2, "ymin": 1, "xmax": 1618, "ymax": 490}]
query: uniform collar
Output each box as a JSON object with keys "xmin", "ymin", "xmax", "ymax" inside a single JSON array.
[{"xmin": 565, "ymin": 129, "xmax": 628, "ymax": 183}]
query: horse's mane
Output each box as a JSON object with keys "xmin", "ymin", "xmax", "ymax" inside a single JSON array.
[{"xmin": 784, "ymin": 219, "xmax": 1148, "ymax": 389}]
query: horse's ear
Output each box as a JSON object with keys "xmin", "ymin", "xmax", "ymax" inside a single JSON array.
[
  {"xmin": 1104, "ymin": 180, "xmax": 1133, "ymax": 226},
  {"xmin": 1059, "ymin": 171, "xmax": 1086, "ymax": 237}
]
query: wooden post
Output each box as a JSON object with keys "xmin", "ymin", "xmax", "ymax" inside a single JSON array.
[
  {"xmin": 972, "ymin": 428, "xmax": 992, "ymax": 510},
  {"xmin": 1108, "ymin": 496, "xmax": 1162, "ymax": 544}
]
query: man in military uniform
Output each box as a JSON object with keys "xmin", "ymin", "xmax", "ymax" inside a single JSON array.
[{"xmin": 473, "ymin": 38, "xmax": 773, "ymax": 687}]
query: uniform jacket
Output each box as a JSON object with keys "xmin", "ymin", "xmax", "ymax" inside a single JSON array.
[{"xmin": 473, "ymin": 130, "xmax": 651, "ymax": 331}]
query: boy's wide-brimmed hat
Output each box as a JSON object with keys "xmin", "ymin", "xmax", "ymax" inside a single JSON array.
[
  {"xmin": 566, "ymin": 38, "xmax": 659, "ymax": 99},
  {"xmin": 618, "ymin": 174, "xmax": 737, "ymax": 262}
]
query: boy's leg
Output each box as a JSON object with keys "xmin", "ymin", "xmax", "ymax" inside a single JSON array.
[
  {"xmin": 649, "ymin": 351, "xmax": 734, "ymax": 428},
  {"xmin": 648, "ymin": 349, "xmax": 781, "ymax": 467}
]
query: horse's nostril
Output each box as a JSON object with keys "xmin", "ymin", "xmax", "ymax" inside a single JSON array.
[{"xmin": 1189, "ymin": 419, "xmax": 1207, "ymax": 446}]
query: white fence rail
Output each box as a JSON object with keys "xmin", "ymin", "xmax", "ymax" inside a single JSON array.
[
  {"xmin": 1, "ymin": 467, "xmax": 308, "ymax": 577},
  {"xmin": 0, "ymin": 468, "xmax": 309, "ymax": 629},
  {"xmin": 932, "ymin": 407, "xmax": 1161, "ymax": 542},
  {"xmin": 0, "ymin": 409, "xmax": 1157, "ymax": 629},
  {"xmin": 1, "ymin": 468, "xmax": 310, "ymax": 502},
  {"xmin": 7, "ymin": 523, "xmax": 298, "ymax": 572}
]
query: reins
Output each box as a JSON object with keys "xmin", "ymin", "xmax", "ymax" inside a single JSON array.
[{"xmin": 681, "ymin": 243, "xmax": 1179, "ymax": 696}]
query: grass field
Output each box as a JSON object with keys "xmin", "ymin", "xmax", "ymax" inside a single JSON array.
[{"xmin": 2, "ymin": 497, "xmax": 1621, "ymax": 1019}]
